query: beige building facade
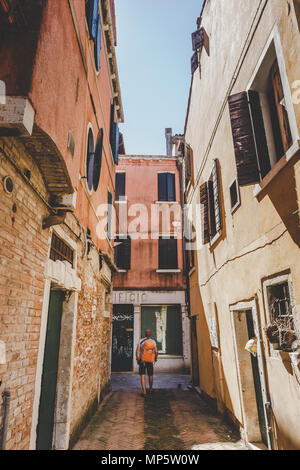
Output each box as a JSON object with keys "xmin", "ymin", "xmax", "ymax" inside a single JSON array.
[{"xmin": 185, "ymin": 0, "xmax": 300, "ymax": 450}]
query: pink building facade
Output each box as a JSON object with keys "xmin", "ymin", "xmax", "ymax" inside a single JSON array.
[{"xmin": 112, "ymin": 154, "xmax": 191, "ymax": 374}]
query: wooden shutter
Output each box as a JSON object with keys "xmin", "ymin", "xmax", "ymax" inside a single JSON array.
[
  {"xmin": 211, "ymin": 159, "xmax": 222, "ymax": 232},
  {"xmin": 228, "ymin": 92, "xmax": 261, "ymax": 185},
  {"xmin": 167, "ymin": 173, "xmax": 175, "ymax": 202},
  {"xmin": 159, "ymin": 238, "xmax": 178, "ymax": 269},
  {"xmin": 123, "ymin": 237, "xmax": 131, "ymax": 270},
  {"xmin": 93, "ymin": 128, "xmax": 103, "ymax": 191},
  {"xmin": 200, "ymin": 182, "xmax": 210, "ymax": 245},
  {"xmin": 158, "ymin": 173, "xmax": 167, "ymax": 201},
  {"xmin": 191, "ymin": 29, "xmax": 204, "ymax": 51},
  {"xmin": 86, "ymin": 0, "xmax": 99, "ymax": 41},
  {"xmin": 112, "ymin": 123, "xmax": 119, "ymax": 165},
  {"xmin": 115, "ymin": 173, "xmax": 125, "ymax": 201},
  {"xmin": 191, "ymin": 52, "xmax": 199, "ymax": 74},
  {"xmin": 248, "ymin": 90, "xmax": 271, "ymax": 179},
  {"xmin": 185, "ymin": 145, "xmax": 192, "ymax": 185},
  {"xmin": 109, "ymin": 101, "xmax": 115, "ymax": 147},
  {"xmin": 271, "ymin": 61, "xmax": 292, "ymax": 154},
  {"xmin": 94, "ymin": 14, "xmax": 101, "ymax": 72}
]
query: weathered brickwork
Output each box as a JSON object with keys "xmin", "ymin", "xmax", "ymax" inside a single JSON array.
[
  {"xmin": 70, "ymin": 243, "xmax": 113, "ymax": 444},
  {"xmin": 0, "ymin": 139, "xmax": 50, "ymax": 450}
]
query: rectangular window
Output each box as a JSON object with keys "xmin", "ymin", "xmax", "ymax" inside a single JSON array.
[
  {"xmin": 50, "ymin": 233, "xmax": 74, "ymax": 267},
  {"xmin": 158, "ymin": 173, "xmax": 176, "ymax": 202},
  {"xmin": 229, "ymin": 179, "xmax": 240, "ymax": 213},
  {"xmin": 200, "ymin": 159, "xmax": 222, "ymax": 244},
  {"xmin": 114, "ymin": 236, "xmax": 131, "ymax": 270},
  {"xmin": 263, "ymin": 274, "xmax": 298, "ymax": 355},
  {"xmin": 141, "ymin": 305, "xmax": 183, "ymax": 355},
  {"xmin": 228, "ymin": 39, "xmax": 296, "ymax": 186},
  {"xmin": 115, "ymin": 173, "xmax": 125, "ymax": 202},
  {"xmin": 158, "ymin": 237, "xmax": 178, "ymax": 270}
]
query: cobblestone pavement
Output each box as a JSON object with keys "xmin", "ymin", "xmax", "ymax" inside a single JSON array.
[{"xmin": 74, "ymin": 375, "xmax": 248, "ymax": 451}]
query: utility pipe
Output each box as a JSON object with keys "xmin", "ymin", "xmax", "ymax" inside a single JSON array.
[{"xmin": 1, "ymin": 390, "xmax": 11, "ymax": 450}]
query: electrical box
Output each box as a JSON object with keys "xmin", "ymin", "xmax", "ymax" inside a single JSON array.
[{"xmin": 0, "ymin": 341, "xmax": 6, "ymax": 365}]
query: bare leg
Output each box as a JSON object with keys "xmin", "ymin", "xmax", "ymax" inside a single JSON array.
[
  {"xmin": 141, "ymin": 375, "xmax": 147, "ymax": 396},
  {"xmin": 149, "ymin": 375, "xmax": 153, "ymax": 392}
]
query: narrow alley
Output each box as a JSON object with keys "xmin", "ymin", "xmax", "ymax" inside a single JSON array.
[
  {"xmin": 1, "ymin": 0, "xmax": 300, "ymax": 454},
  {"xmin": 73, "ymin": 375, "xmax": 247, "ymax": 451}
]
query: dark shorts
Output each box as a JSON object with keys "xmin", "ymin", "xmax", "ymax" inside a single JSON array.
[{"xmin": 139, "ymin": 361, "xmax": 154, "ymax": 376}]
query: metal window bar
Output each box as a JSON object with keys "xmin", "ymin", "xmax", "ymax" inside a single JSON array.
[{"xmin": 50, "ymin": 233, "xmax": 74, "ymax": 267}]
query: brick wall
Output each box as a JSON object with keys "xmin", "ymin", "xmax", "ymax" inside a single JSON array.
[
  {"xmin": 70, "ymin": 243, "xmax": 113, "ymax": 445},
  {"xmin": 0, "ymin": 138, "xmax": 50, "ymax": 450}
]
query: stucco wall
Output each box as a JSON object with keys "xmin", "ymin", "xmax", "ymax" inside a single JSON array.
[{"xmin": 186, "ymin": 0, "xmax": 300, "ymax": 449}]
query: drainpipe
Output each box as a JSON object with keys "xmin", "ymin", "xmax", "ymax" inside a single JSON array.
[{"xmin": 1, "ymin": 390, "xmax": 11, "ymax": 450}]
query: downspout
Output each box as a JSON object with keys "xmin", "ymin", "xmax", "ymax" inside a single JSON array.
[{"xmin": 1, "ymin": 390, "xmax": 11, "ymax": 450}]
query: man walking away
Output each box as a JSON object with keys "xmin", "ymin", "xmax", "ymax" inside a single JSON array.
[{"xmin": 136, "ymin": 329, "xmax": 158, "ymax": 397}]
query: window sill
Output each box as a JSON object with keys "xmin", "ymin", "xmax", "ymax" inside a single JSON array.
[
  {"xmin": 254, "ymin": 140, "xmax": 300, "ymax": 198},
  {"xmin": 155, "ymin": 201, "xmax": 179, "ymax": 204},
  {"xmin": 156, "ymin": 269, "xmax": 181, "ymax": 274},
  {"xmin": 117, "ymin": 269, "xmax": 128, "ymax": 273}
]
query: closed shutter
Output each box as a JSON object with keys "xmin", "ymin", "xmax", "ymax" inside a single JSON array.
[
  {"xmin": 114, "ymin": 237, "xmax": 131, "ymax": 270},
  {"xmin": 112, "ymin": 123, "xmax": 119, "ymax": 165},
  {"xmin": 200, "ymin": 182, "xmax": 210, "ymax": 245},
  {"xmin": 115, "ymin": 173, "xmax": 125, "ymax": 201},
  {"xmin": 158, "ymin": 173, "xmax": 167, "ymax": 201},
  {"xmin": 228, "ymin": 92, "xmax": 260, "ymax": 185},
  {"xmin": 271, "ymin": 61, "xmax": 292, "ymax": 154},
  {"xmin": 109, "ymin": 101, "xmax": 115, "ymax": 147},
  {"xmin": 94, "ymin": 13, "xmax": 101, "ymax": 72},
  {"xmin": 159, "ymin": 238, "xmax": 178, "ymax": 269},
  {"xmin": 86, "ymin": 0, "xmax": 99, "ymax": 41},
  {"xmin": 185, "ymin": 146, "xmax": 192, "ymax": 184},
  {"xmin": 123, "ymin": 237, "xmax": 131, "ymax": 270},
  {"xmin": 211, "ymin": 159, "xmax": 222, "ymax": 232},
  {"xmin": 93, "ymin": 128, "xmax": 103, "ymax": 191},
  {"xmin": 167, "ymin": 173, "xmax": 175, "ymax": 202}
]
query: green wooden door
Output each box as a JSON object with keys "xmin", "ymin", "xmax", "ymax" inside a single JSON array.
[
  {"xmin": 36, "ymin": 290, "xmax": 64, "ymax": 450},
  {"xmin": 246, "ymin": 310, "xmax": 268, "ymax": 447}
]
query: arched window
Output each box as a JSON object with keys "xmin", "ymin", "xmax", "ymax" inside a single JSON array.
[{"xmin": 93, "ymin": 129, "xmax": 104, "ymax": 191}]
